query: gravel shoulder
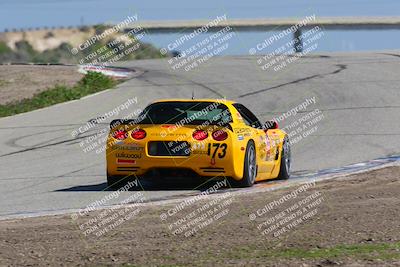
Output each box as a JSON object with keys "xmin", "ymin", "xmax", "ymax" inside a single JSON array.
[
  {"xmin": 0, "ymin": 166, "xmax": 399, "ymax": 266},
  {"xmin": 0, "ymin": 65, "xmax": 82, "ymax": 105}
]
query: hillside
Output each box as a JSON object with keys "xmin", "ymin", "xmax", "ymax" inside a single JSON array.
[{"xmin": 0, "ymin": 25, "xmax": 165, "ymax": 64}]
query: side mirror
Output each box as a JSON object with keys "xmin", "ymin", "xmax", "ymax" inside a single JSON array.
[{"xmin": 264, "ymin": 120, "xmax": 279, "ymax": 131}]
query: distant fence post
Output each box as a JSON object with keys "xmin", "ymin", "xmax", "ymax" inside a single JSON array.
[{"xmin": 293, "ymin": 27, "xmax": 303, "ymax": 53}]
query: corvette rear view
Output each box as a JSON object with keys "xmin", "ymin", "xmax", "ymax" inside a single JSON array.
[{"xmin": 106, "ymin": 99, "xmax": 291, "ymax": 188}]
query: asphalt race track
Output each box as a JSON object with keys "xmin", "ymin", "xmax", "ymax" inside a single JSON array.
[{"xmin": 0, "ymin": 51, "xmax": 399, "ymax": 218}]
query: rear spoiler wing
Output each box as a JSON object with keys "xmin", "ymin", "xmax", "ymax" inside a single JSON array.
[{"xmin": 110, "ymin": 119, "xmax": 233, "ymax": 132}]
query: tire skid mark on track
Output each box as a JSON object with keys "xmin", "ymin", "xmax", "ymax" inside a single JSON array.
[
  {"xmin": 1, "ymin": 120, "xmax": 107, "ymax": 154},
  {"xmin": 139, "ymin": 68, "xmax": 224, "ymax": 98},
  {"xmin": 4, "ymin": 126, "xmax": 77, "ymax": 149},
  {"xmin": 239, "ymin": 64, "xmax": 347, "ymax": 98},
  {"xmin": 0, "ymin": 132, "xmax": 98, "ymax": 157},
  {"xmin": 0, "ymin": 123, "xmax": 86, "ymax": 129},
  {"xmin": 380, "ymin": 53, "xmax": 400, "ymax": 58},
  {"xmin": 183, "ymin": 79, "xmax": 224, "ymax": 98}
]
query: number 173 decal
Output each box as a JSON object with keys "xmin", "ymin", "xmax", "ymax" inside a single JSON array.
[{"xmin": 207, "ymin": 143, "xmax": 227, "ymax": 158}]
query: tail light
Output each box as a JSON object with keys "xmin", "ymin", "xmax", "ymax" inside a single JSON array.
[
  {"xmin": 192, "ymin": 130, "xmax": 208, "ymax": 141},
  {"xmin": 112, "ymin": 129, "xmax": 128, "ymax": 140},
  {"xmin": 212, "ymin": 130, "xmax": 228, "ymax": 141},
  {"xmin": 131, "ymin": 129, "xmax": 146, "ymax": 140}
]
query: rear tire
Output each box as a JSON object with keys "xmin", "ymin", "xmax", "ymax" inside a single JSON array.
[
  {"xmin": 277, "ymin": 138, "xmax": 291, "ymax": 180},
  {"xmin": 235, "ymin": 141, "xmax": 257, "ymax": 187}
]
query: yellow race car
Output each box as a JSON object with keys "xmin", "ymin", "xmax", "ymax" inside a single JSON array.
[{"xmin": 106, "ymin": 99, "xmax": 290, "ymax": 188}]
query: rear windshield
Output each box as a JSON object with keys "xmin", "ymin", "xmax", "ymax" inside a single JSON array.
[{"xmin": 137, "ymin": 101, "xmax": 232, "ymax": 125}]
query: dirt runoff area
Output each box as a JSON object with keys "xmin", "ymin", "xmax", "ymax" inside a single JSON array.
[
  {"xmin": 0, "ymin": 166, "xmax": 399, "ymax": 267},
  {"xmin": 0, "ymin": 65, "xmax": 82, "ymax": 104}
]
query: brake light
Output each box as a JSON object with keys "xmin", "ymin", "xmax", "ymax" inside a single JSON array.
[
  {"xmin": 112, "ymin": 130, "xmax": 128, "ymax": 140},
  {"xmin": 131, "ymin": 129, "xmax": 146, "ymax": 140},
  {"xmin": 212, "ymin": 130, "xmax": 228, "ymax": 141},
  {"xmin": 192, "ymin": 130, "xmax": 208, "ymax": 141}
]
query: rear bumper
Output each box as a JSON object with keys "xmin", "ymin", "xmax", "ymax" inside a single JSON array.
[{"xmin": 106, "ymin": 141, "xmax": 242, "ymax": 179}]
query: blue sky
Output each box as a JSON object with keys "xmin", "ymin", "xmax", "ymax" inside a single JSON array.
[{"xmin": 1, "ymin": 0, "xmax": 400, "ymax": 30}]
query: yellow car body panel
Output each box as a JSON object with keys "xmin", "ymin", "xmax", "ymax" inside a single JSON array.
[{"xmin": 106, "ymin": 99, "xmax": 287, "ymax": 182}]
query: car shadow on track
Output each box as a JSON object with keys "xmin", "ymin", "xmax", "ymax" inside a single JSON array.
[
  {"xmin": 55, "ymin": 183, "xmax": 108, "ymax": 192},
  {"xmin": 55, "ymin": 177, "xmax": 234, "ymax": 192}
]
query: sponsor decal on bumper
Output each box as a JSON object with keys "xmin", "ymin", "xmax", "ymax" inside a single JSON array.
[{"xmin": 117, "ymin": 159, "xmax": 136, "ymax": 164}]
